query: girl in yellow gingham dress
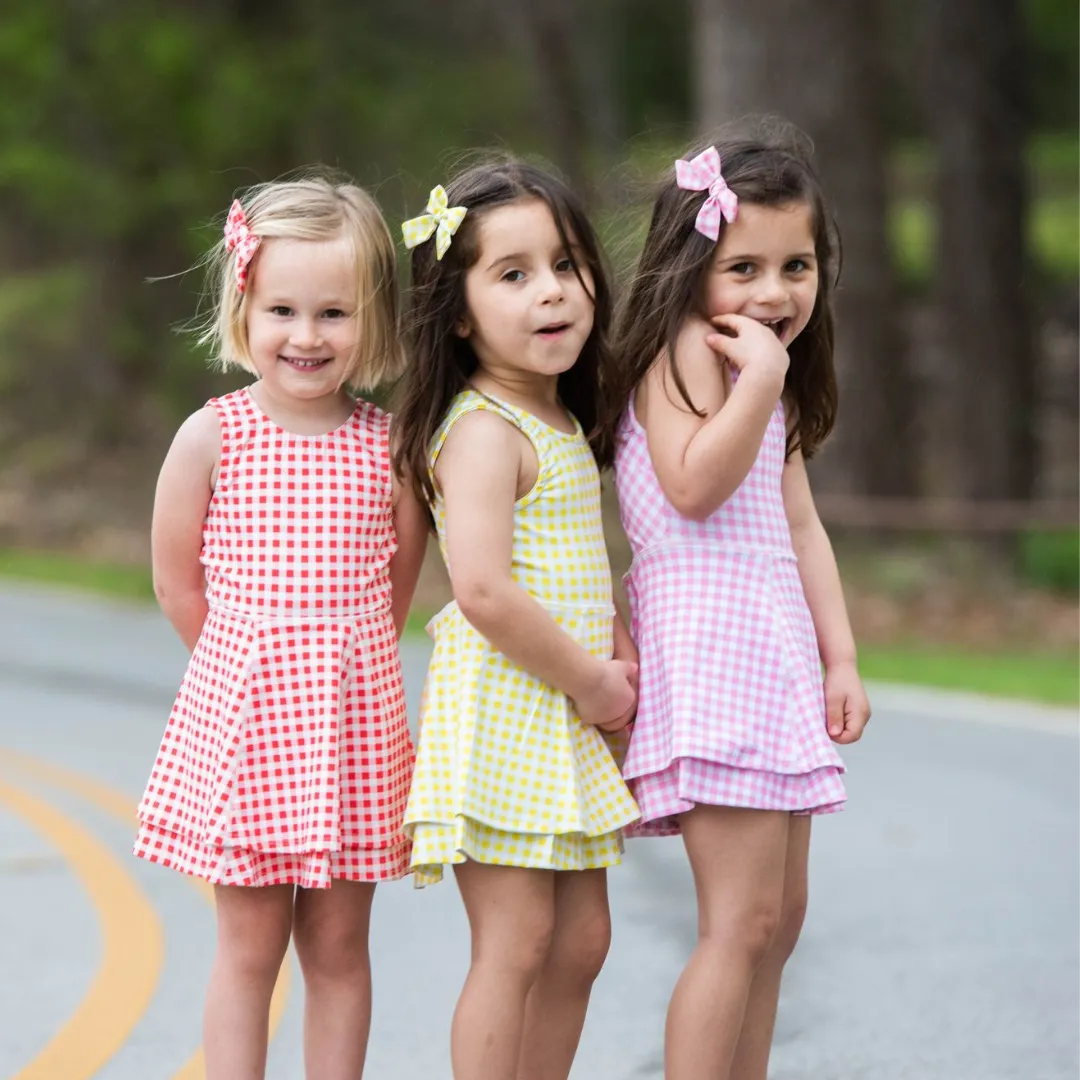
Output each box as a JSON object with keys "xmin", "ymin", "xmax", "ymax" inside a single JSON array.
[
  {"xmin": 406, "ymin": 390, "xmax": 639, "ymax": 884},
  {"xmin": 394, "ymin": 159, "xmax": 639, "ymax": 1080}
]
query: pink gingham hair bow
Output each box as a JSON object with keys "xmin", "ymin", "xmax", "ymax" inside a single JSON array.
[
  {"xmin": 675, "ymin": 147, "xmax": 738, "ymax": 241},
  {"xmin": 223, "ymin": 199, "xmax": 260, "ymax": 293}
]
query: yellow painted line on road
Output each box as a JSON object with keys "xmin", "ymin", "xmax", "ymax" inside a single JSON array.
[
  {"xmin": 0, "ymin": 775, "xmax": 164, "ymax": 1080},
  {"xmin": 3, "ymin": 748, "xmax": 292, "ymax": 1080}
]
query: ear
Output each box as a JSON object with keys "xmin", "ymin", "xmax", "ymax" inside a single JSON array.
[{"xmin": 454, "ymin": 315, "xmax": 472, "ymax": 339}]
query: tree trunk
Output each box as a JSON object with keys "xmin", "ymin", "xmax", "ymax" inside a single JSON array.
[
  {"xmin": 492, "ymin": 0, "xmax": 621, "ymax": 205},
  {"xmin": 924, "ymin": 0, "xmax": 1034, "ymax": 500},
  {"xmin": 691, "ymin": 0, "xmax": 916, "ymax": 497}
]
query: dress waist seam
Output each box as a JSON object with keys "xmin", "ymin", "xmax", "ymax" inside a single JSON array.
[
  {"xmin": 626, "ymin": 538, "xmax": 796, "ymax": 577},
  {"xmin": 206, "ymin": 600, "xmax": 391, "ymax": 625}
]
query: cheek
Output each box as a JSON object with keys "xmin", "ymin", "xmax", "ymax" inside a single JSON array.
[{"xmin": 703, "ymin": 277, "xmax": 740, "ymax": 316}]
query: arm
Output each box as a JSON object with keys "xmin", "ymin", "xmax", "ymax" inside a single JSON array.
[
  {"xmin": 782, "ymin": 447, "xmax": 871, "ymax": 744},
  {"xmin": 150, "ymin": 407, "xmax": 219, "ymax": 652},
  {"xmin": 639, "ymin": 315, "xmax": 788, "ymax": 521},
  {"xmin": 388, "ymin": 469, "xmax": 429, "ymax": 639},
  {"xmin": 437, "ymin": 409, "xmax": 635, "ymax": 727}
]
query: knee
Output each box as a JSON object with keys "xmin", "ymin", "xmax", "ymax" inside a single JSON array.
[
  {"xmin": 294, "ymin": 922, "xmax": 370, "ymax": 982},
  {"xmin": 477, "ymin": 913, "xmax": 556, "ymax": 986},
  {"xmin": 549, "ymin": 907, "xmax": 611, "ymax": 987},
  {"xmin": 771, "ymin": 889, "xmax": 808, "ymax": 962},
  {"xmin": 218, "ymin": 921, "xmax": 291, "ymax": 985},
  {"xmin": 704, "ymin": 900, "xmax": 783, "ymax": 967}
]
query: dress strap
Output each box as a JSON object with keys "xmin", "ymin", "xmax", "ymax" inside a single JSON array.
[
  {"xmin": 205, "ymin": 388, "xmax": 263, "ymax": 492},
  {"xmin": 429, "ymin": 389, "xmax": 547, "ymax": 472}
]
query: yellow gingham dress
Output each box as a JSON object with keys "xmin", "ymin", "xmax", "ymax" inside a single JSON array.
[{"xmin": 404, "ymin": 390, "xmax": 640, "ymax": 885}]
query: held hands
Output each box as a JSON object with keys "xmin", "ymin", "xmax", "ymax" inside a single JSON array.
[
  {"xmin": 575, "ymin": 659, "xmax": 638, "ymax": 732},
  {"xmin": 704, "ymin": 313, "xmax": 790, "ymax": 387},
  {"xmin": 824, "ymin": 660, "xmax": 872, "ymax": 744}
]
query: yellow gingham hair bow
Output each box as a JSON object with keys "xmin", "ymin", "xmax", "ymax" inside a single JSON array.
[{"xmin": 402, "ymin": 185, "xmax": 467, "ymax": 261}]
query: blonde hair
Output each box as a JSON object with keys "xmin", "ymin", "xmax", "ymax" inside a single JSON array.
[{"xmin": 199, "ymin": 172, "xmax": 402, "ymax": 391}]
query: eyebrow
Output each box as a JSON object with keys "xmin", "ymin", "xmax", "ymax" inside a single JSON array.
[
  {"xmin": 484, "ymin": 244, "xmax": 584, "ymax": 273},
  {"xmin": 719, "ymin": 251, "xmax": 817, "ymax": 263}
]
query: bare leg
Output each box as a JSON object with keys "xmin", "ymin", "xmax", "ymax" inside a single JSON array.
[
  {"xmin": 204, "ymin": 884, "xmax": 294, "ymax": 1080},
  {"xmin": 451, "ymin": 862, "xmax": 556, "ymax": 1080},
  {"xmin": 517, "ymin": 868, "xmax": 612, "ymax": 1080},
  {"xmin": 664, "ymin": 807, "xmax": 790, "ymax": 1080},
  {"xmin": 292, "ymin": 879, "xmax": 377, "ymax": 1080},
  {"xmin": 729, "ymin": 815, "xmax": 811, "ymax": 1080}
]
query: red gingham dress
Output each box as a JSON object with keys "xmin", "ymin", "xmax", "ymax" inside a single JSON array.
[
  {"xmin": 614, "ymin": 392, "xmax": 847, "ymax": 837},
  {"xmin": 133, "ymin": 387, "xmax": 414, "ymax": 887}
]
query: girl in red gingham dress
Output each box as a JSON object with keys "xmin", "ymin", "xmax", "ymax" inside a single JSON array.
[
  {"xmin": 133, "ymin": 174, "xmax": 427, "ymax": 1080},
  {"xmin": 604, "ymin": 124, "xmax": 872, "ymax": 1080}
]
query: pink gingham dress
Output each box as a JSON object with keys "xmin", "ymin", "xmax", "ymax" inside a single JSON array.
[
  {"xmin": 614, "ymin": 392, "xmax": 846, "ymax": 836},
  {"xmin": 134, "ymin": 387, "xmax": 414, "ymax": 887}
]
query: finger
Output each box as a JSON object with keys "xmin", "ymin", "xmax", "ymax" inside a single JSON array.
[
  {"xmin": 825, "ymin": 691, "xmax": 845, "ymax": 738},
  {"xmin": 709, "ymin": 312, "xmax": 743, "ymax": 332}
]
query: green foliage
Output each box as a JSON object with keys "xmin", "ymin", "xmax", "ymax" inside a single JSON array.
[
  {"xmin": 859, "ymin": 645, "xmax": 1079, "ymax": 706},
  {"xmin": 0, "ymin": 548, "xmax": 155, "ymax": 601},
  {"xmin": 1018, "ymin": 529, "xmax": 1080, "ymax": 595},
  {"xmin": 1027, "ymin": 0, "xmax": 1080, "ymax": 130}
]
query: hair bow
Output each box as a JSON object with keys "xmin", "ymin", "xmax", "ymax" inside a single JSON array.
[
  {"xmin": 675, "ymin": 147, "xmax": 739, "ymax": 241},
  {"xmin": 223, "ymin": 199, "xmax": 260, "ymax": 293},
  {"xmin": 402, "ymin": 185, "xmax": 467, "ymax": 261}
]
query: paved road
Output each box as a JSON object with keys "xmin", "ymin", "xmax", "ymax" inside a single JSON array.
[{"xmin": 0, "ymin": 581, "xmax": 1076, "ymax": 1079}]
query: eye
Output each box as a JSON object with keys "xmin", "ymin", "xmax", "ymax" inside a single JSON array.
[
  {"xmin": 322, "ymin": 308, "xmax": 347, "ymax": 319},
  {"xmin": 501, "ymin": 269, "xmax": 525, "ymax": 283},
  {"xmin": 728, "ymin": 262, "xmax": 754, "ymax": 276},
  {"xmin": 555, "ymin": 257, "xmax": 574, "ymax": 272},
  {"xmin": 785, "ymin": 259, "xmax": 811, "ymax": 273},
  {"xmin": 270, "ymin": 305, "xmax": 293, "ymax": 316}
]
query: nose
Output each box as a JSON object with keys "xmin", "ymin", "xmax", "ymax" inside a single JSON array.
[
  {"xmin": 536, "ymin": 266, "xmax": 565, "ymax": 304},
  {"xmin": 289, "ymin": 317, "xmax": 323, "ymax": 350},
  {"xmin": 754, "ymin": 271, "xmax": 788, "ymax": 307}
]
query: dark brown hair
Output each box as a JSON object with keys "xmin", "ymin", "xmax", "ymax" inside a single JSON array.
[
  {"xmin": 607, "ymin": 119, "xmax": 840, "ymax": 460},
  {"xmin": 392, "ymin": 155, "xmax": 616, "ymax": 506}
]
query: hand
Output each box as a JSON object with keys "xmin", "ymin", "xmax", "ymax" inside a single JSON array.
[
  {"xmin": 575, "ymin": 659, "xmax": 638, "ymax": 729},
  {"xmin": 824, "ymin": 660, "xmax": 871, "ymax": 744},
  {"xmin": 598, "ymin": 662, "xmax": 638, "ymax": 733},
  {"xmin": 705, "ymin": 313, "xmax": 789, "ymax": 386}
]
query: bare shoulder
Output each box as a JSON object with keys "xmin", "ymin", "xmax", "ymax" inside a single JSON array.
[
  {"xmin": 642, "ymin": 316, "xmax": 727, "ymax": 424},
  {"xmin": 437, "ymin": 406, "xmax": 524, "ymax": 478},
  {"xmin": 168, "ymin": 406, "xmax": 220, "ymax": 466}
]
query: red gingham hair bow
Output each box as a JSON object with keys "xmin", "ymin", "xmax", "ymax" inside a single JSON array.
[
  {"xmin": 223, "ymin": 199, "xmax": 260, "ymax": 293},
  {"xmin": 675, "ymin": 146, "xmax": 739, "ymax": 241}
]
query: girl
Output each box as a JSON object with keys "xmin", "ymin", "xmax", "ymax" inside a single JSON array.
[
  {"xmin": 393, "ymin": 159, "xmax": 641, "ymax": 1080},
  {"xmin": 134, "ymin": 175, "xmax": 427, "ymax": 1080},
  {"xmin": 608, "ymin": 125, "xmax": 872, "ymax": 1080}
]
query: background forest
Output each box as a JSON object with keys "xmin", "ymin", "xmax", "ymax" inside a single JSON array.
[{"xmin": 0, "ymin": 0, "xmax": 1076, "ymax": 701}]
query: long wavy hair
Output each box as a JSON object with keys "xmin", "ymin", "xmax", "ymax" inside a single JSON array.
[
  {"xmin": 607, "ymin": 120, "xmax": 841, "ymax": 460},
  {"xmin": 392, "ymin": 156, "xmax": 616, "ymax": 507}
]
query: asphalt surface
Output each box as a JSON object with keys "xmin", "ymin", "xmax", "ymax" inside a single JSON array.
[{"xmin": 0, "ymin": 580, "xmax": 1076, "ymax": 1079}]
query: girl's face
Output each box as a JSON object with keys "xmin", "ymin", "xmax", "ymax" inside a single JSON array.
[
  {"xmin": 456, "ymin": 198, "xmax": 595, "ymax": 391},
  {"xmin": 244, "ymin": 236, "xmax": 359, "ymax": 403},
  {"xmin": 702, "ymin": 200, "xmax": 820, "ymax": 349}
]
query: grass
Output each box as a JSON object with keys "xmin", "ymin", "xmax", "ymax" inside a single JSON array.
[
  {"xmin": 0, "ymin": 548, "xmax": 155, "ymax": 601},
  {"xmin": 860, "ymin": 645, "xmax": 1079, "ymax": 707}
]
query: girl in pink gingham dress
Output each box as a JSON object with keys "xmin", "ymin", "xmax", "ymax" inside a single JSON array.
[
  {"xmin": 133, "ymin": 175, "xmax": 427, "ymax": 1080},
  {"xmin": 608, "ymin": 125, "xmax": 871, "ymax": 1080}
]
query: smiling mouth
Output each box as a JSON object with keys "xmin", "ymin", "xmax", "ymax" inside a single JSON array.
[
  {"xmin": 281, "ymin": 356, "xmax": 332, "ymax": 369},
  {"xmin": 758, "ymin": 317, "xmax": 790, "ymax": 339}
]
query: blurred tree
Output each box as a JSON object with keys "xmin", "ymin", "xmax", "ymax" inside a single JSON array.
[
  {"xmin": 923, "ymin": 0, "xmax": 1036, "ymax": 500},
  {"xmin": 484, "ymin": 0, "xmax": 622, "ymax": 204},
  {"xmin": 690, "ymin": 0, "xmax": 917, "ymax": 498}
]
